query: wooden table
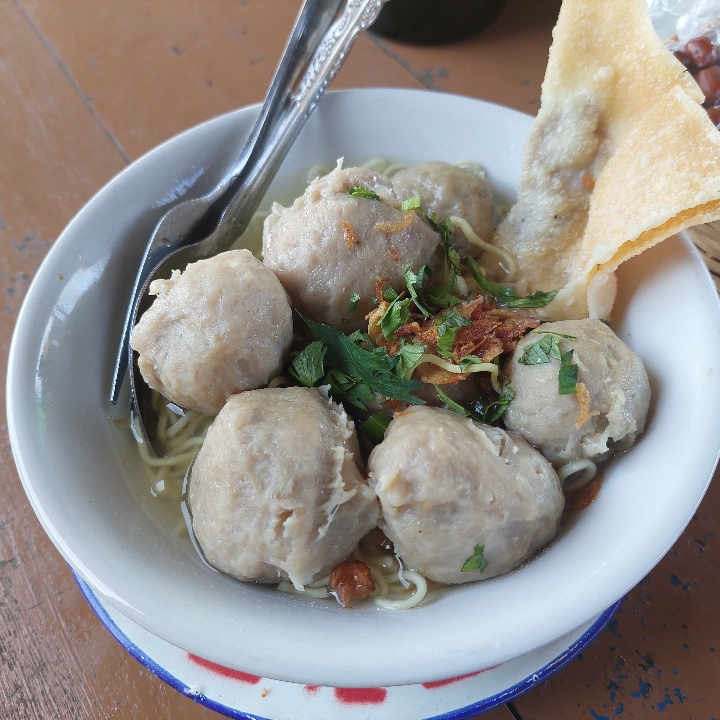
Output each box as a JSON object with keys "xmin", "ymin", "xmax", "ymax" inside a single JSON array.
[{"xmin": 1, "ymin": 1, "xmax": 718, "ymax": 717}]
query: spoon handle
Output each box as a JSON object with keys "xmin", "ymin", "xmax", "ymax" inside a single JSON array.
[
  {"xmin": 197, "ymin": 0, "xmax": 388, "ymax": 257},
  {"xmin": 110, "ymin": 0, "xmax": 384, "ymax": 404}
]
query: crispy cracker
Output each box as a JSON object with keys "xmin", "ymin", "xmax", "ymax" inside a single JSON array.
[{"xmin": 494, "ymin": 0, "xmax": 720, "ymax": 319}]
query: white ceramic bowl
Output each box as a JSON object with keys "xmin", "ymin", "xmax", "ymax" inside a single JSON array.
[{"xmin": 8, "ymin": 88, "xmax": 720, "ymax": 688}]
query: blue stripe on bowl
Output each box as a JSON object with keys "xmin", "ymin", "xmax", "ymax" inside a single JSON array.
[{"xmin": 73, "ymin": 570, "xmax": 619, "ymax": 720}]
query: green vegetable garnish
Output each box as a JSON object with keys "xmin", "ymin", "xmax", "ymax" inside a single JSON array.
[
  {"xmin": 435, "ymin": 308, "xmax": 473, "ymax": 357},
  {"xmin": 518, "ymin": 334, "xmax": 562, "ymax": 365},
  {"xmin": 461, "ymin": 544, "xmax": 488, "ymax": 573},
  {"xmin": 383, "ymin": 286, "xmax": 399, "ymax": 302},
  {"xmin": 393, "ymin": 341, "xmax": 427, "ymax": 379},
  {"xmin": 518, "ymin": 332, "xmax": 578, "ymax": 395},
  {"xmin": 348, "ymin": 293, "xmax": 360, "ymax": 311},
  {"xmin": 479, "ymin": 382, "xmax": 515, "ymax": 424},
  {"xmin": 324, "ymin": 368, "xmax": 374, "ymax": 410},
  {"xmin": 403, "ymin": 264, "xmax": 434, "ymax": 317},
  {"xmin": 426, "ymin": 213, "xmax": 461, "ymax": 282},
  {"xmin": 348, "ymin": 186, "xmax": 381, "ymax": 200},
  {"xmin": 288, "ymin": 341, "xmax": 326, "ymax": 387},
  {"xmin": 347, "ymin": 330, "xmax": 373, "ymax": 345},
  {"xmin": 467, "ymin": 257, "xmax": 557, "ymax": 308},
  {"xmin": 401, "ymin": 195, "xmax": 422, "ymax": 211},
  {"xmin": 359, "ymin": 413, "xmax": 392, "ymax": 443},
  {"xmin": 300, "ymin": 315, "xmax": 424, "ymax": 408},
  {"xmin": 434, "ymin": 385, "xmax": 481, "ymax": 421},
  {"xmin": 457, "ymin": 354, "xmax": 485, "ymax": 371},
  {"xmin": 558, "ymin": 350, "xmax": 578, "ymax": 394},
  {"xmin": 379, "ymin": 296, "xmax": 412, "ymax": 342}
]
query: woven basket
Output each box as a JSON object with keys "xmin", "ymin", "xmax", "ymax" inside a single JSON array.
[{"xmin": 687, "ymin": 222, "xmax": 720, "ymax": 292}]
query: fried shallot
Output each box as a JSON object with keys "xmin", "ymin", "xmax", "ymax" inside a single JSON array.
[{"xmin": 328, "ymin": 559, "xmax": 376, "ymax": 607}]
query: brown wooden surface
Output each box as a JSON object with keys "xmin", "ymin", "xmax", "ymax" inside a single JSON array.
[{"xmin": 1, "ymin": 1, "xmax": 718, "ymax": 718}]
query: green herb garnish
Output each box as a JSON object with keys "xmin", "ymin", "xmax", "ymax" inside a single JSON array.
[
  {"xmin": 558, "ymin": 350, "xmax": 578, "ymax": 394},
  {"xmin": 324, "ymin": 368, "xmax": 374, "ymax": 410},
  {"xmin": 401, "ymin": 195, "xmax": 422, "ymax": 211},
  {"xmin": 348, "ymin": 186, "xmax": 381, "ymax": 200},
  {"xmin": 300, "ymin": 315, "xmax": 424, "ymax": 407},
  {"xmin": 467, "ymin": 257, "xmax": 557, "ymax": 308},
  {"xmin": 518, "ymin": 334, "xmax": 562, "ymax": 365},
  {"xmin": 359, "ymin": 413, "xmax": 392, "ymax": 443},
  {"xmin": 435, "ymin": 385, "xmax": 482, "ymax": 421},
  {"xmin": 383, "ymin": 286, "xmax": 399, "ymax": 302},
  {"xmin": 288, "ymin": 341, "xmax": 326, "ymax": 387},
  {"xmin": 479, "ymin": 383, "xmax": 515, "ymax": 424},
  {"xmin": 458, "ymin": 354, "xmax": 485, "ymax": 371},
  {"xmin": 347, "ymin": 330, "xmax": 373, "ymax": 345},
  {"xmin": 461, "ymin": 544, "xmax": 488, "ymax": 573},
  {"xmin": 379, "ymin": 296, "xmax": 412, "ymax": 342},
  {"xmin": 348, "ymin": 293, "xmax": 360, "ymax": 311},
  {"xmin": 518, "ymin": 333, "xmax": 578, "ymax": 395},
  {"xmin": 393, "ymin": 341, "xmax": 427, "ymax": 379},
  {"xmin": 425, "ymin": 284, "xmax": 463, "ymax": 309},
  {"xmin": 435, "ymin": 309, "xmax": 473, "ymax": 357},
  {"xmin": 403, "ymin": 264, "xmax": 434, "ymax": 317},
  {"xmin": 426, "ymin": 214, "xmax": 461, "ymax": 282}
]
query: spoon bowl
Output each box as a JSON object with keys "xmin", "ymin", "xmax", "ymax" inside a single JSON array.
[{"xmin": 113, "ymin": 0, "xmax": 387, "ymax": 453}]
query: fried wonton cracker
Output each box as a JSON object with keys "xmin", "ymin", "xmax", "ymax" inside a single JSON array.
[{"xmin": 494, "ymin": 0, "xmax": 720, "ymax": 319}]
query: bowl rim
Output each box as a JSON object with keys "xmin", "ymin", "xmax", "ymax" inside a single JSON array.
[{"xmin": 8, "ymin": 87, "xmax": 720, "ymax": 687}]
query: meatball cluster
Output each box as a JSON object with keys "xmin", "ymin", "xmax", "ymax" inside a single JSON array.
[{"xmin": 130, "ymin": 161, "xmax": 650, "ymax": 596}]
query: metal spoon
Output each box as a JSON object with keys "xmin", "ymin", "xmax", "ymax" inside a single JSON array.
[{"xmin": 111, "ymin": 0, "xmax": 387, "ymax": 453}]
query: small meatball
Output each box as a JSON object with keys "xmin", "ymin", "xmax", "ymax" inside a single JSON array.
[
  {"xmin": 503, "ymin": 319, "xmax": 650, "ymax": 467},
  {"xmin": 392, "ymin": 161, "xmax": 495, "ymax": 257},
  {"xmin": 189, "ymin": 387, "xmax": 379, "ymax": 590},
  {"xmin": 368, "ymin": 406, "xmax": 563, "ymax": 584},
  {"xmin": 130, "ymin": 249, "xmax": 292, "ymax": 414},
  {"xmin": 262, "ymin": 163, "xmax": 441, "ymax": 331}
]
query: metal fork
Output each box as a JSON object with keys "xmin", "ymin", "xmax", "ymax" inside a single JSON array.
[{"xmin": 110, "ymin": 0, "xmax": 387, "ymax": 451}]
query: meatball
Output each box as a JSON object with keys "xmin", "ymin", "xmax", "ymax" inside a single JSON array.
[
  {"xmin": 189, "ymin": 387, "xmax": 379, "ymax": 590},
  {"xmin": 130, "ymin": 249, "xmax": 292, "ymax": 415},
  {"xmin": 503, "ymin": 319, "xmax": 650, "ymax": 467},
  {"xmin": 392, "ymin": 161, "xmax": 495, "ymax": 258},
  {"xmin": 368, "ymin": 406, "xmax": 563, "ymax": 584},
  {"xmin": 262, "ymin": 163, "xmax": 441, "ymax": 331}
]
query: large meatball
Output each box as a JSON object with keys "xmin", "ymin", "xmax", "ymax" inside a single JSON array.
[
  {"xmin": 130, "ymin": 249, "xmax": 292, "ymax": 415},
  {"xmin": 503, "ymin": 319, "xmax": 650, "ymax": 466},
  {"xmin": 368, "ymin": 406, "xmax": 563, "ymax": 584},
  {"xmin": 189, "ymin": 387, "xmax": 379, "ymax": 590},
  {"xmin": 392, "ymin": 161, "xmax": 495, "ymax": 258},
  {"xmin": 262, "ymin": 163, "xmax": 441, "ymax": 331}
]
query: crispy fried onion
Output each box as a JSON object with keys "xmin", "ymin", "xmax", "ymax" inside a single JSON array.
[
  {"xmin": 343, "ymin": 220, "xmax": 356, "ymax": 249},
  {"xmin": 328, "ymin": 559, "xmax": 376, "ymax": 607},
  {"xmin": 375, "ymin": 209, "xmax": 415, "ymax": 234},
  {"xmin": 575, "ymin": 381, "xmax": 599, "ymax": 427},
  {"xmin": 366, "ymin": 283, "xmax": 539, "ymax": 393},
  {"xmin": 395, "ymin": 300, "xmax": 540, "ymax": 389}
]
